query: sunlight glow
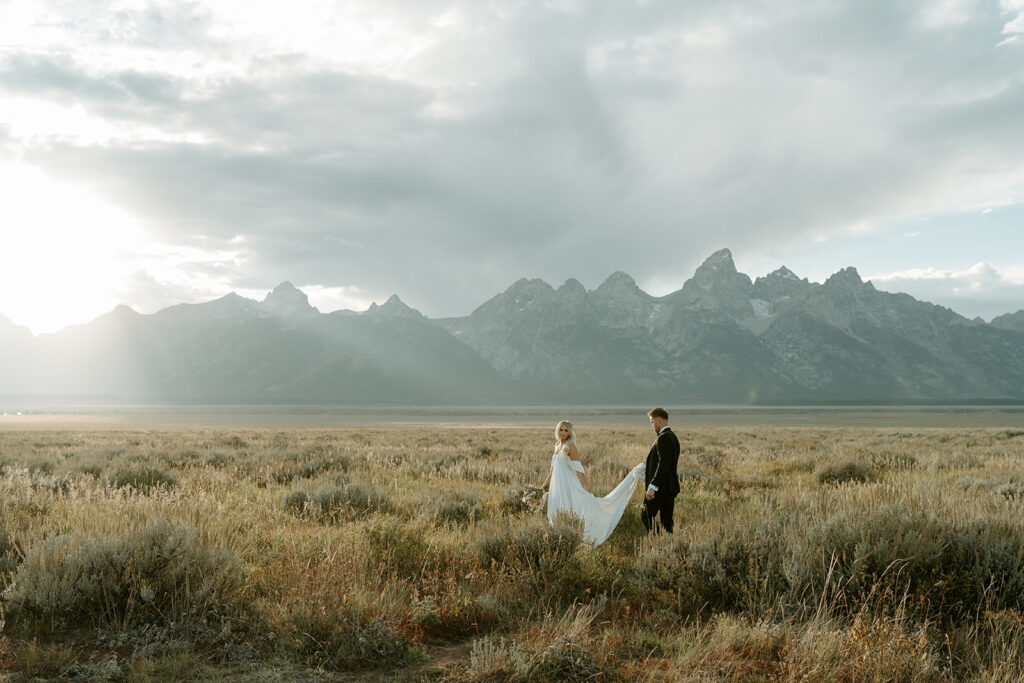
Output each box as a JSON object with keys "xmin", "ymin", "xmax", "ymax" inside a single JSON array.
[
  {"xmin": 0, "ymin": 162, "xmax": 149, "ymax": 335},
  {"xmin": 302, "ymin": 284, "xmax": 376, "ymax": 314},
  {"xmin": 0, "ymin": 97, "xmax": 214, "ymax": 146},
  {"xmin": 203, "ymin": 0, "xmax": 437, "ymax": 76},
  {"xmin": 1, "ymin": 98, "xmax": 126, "ymax": 145}
]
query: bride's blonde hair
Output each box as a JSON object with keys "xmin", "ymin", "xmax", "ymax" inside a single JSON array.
[{"xmin": 554, "ymin": 420, "xmax": 578, "ymax": 453}]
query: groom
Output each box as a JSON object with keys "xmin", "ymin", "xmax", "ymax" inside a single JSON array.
[{"xmin": 642, "ymin": 407, "xmax": 680, "ymax": 534}]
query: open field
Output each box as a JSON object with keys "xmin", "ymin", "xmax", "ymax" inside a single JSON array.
[
  {"xmin": 3, "ymin": 422, "xmax": 1024, "ymax": 680},
  {"xmin": 3, "ymin": 404, "xmax": 1024, "ymax": 430}
]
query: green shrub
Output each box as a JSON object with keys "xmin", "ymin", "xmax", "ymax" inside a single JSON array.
[
  {"xmin": 285, "ymin": 603, "xmax": 416, "ymax": 671},
  {"xmin": 869, "ymin": 450, "xmax": 917, "ymax": 471},
  {"xmin": 632, "ymin": 493, "xmax": 1024, "ymax": 621},
  {"xmin": 783, "ymin": 503, "xmax": 1024, "ymax": 618},
  {"xmin": 2, "ymin": 521, "xmax": 247, "ymax": 633},
  {"xmin": 411, "ymin": 595, "xmax": 442, "ymax": 628},
  {"xmin": 339, "ymin": 482, "xmax": 388, "ymax": 513},
  {"xmin": 678, "ymin": 466, "xmax": 716, "ymax": 483},
  {"xmin": 283, "ymin": 489, "xmax": 308, "ymax": 514},
  {"xmin": 422, "ymin": 453, "xmax": 466, "ymax": 477},
  {"xmin": 0, "ymin": 531, "xmax": 20, "ymax": 580},
  {"xmin": 530, "ymin": 634, "xmax": 604, "ymax": 681},
  {"xmin": 219, "ymin": 434, "xmax": 248, "ymax": 449},
  {"xmin": 472, "ymin": 593, "xmax": 510, "ymax": 626},
  {"xmin": 284, "ymin": 482, "xmax": 389, "ymax": 522},
  {"xmin": 814, "ymin": 460, "xmax": 873, "ymax": 485},
  {"xmin": 693, "ymin": 447, "xmax": 724, "ymax": 470},
  {"xmin": 476, "ymin": 515, "xmax": 583, "ymax": 580},
  {"xmin": 6, "ymin": 640, "xmax": 80, "ymax": 681},
  {"xmin": 430, "ymin": 490, "xmax": 483, "ymax": 526},
  {"xmin": 634, "ymin": 517, "xmax": 786, "ymax": 616},
  {"xmin": 262, "ymin": 452, "xmax": 342, "ymax": 485},
  {"xmin": 203, "ymin": 451, "xmax": 235, "ymax": 467},
  {"xmin": 935, "ymin": 453, "xmax": 981, "ymax": 470},
  {"xmin": 467, "ymin": 601, "xmax": 605, "ymax": 681},
  {"xmin": 124, "ymin": 651, "xmax": 206, "ymax": 680},
  {"xmin": 29, "ymin": 460, "xmax": 56, "ymax": 475},
  {"xmin": 311, "ymin": 485, "xmax": 348, "ymax": 519},
  {"xmin": 75, "ymin": 461, "xmax": 105, "ymax": 478},
  {"xmin": 993, "ymin": 482, "xmax": 1024, "ymax": 499},
  {"xmin": 95, "ymin": 620, "xmax": 255, "ymax": 663},
  {"xmin": 67, "ymin": 656, "xmax": 125, "ymax": 681},
  {"xmin": 365, "ymin": 517, "xmax": 430, "ymax": 578},
  {"xmin": 499, "ymin": 486, "xmax": 530, "ymax": 515},
  {"xmin": 108, "ymin": 463, "xmax": 179, "ymax": 492}
]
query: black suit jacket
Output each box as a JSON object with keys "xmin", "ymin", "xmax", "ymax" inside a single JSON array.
[{"xmin": 645, "ymin": 427, "xmax": 680, "ymax": 496}]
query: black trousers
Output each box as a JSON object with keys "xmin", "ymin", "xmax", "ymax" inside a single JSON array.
[{"xmin": 641, "ymin": 492, "xmax": 675, "ymax": 534}]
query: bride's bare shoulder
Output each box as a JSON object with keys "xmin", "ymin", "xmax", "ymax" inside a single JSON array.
[{"xmin": 568, "ymin": 443, "xmax": 581, "ymax": 460}]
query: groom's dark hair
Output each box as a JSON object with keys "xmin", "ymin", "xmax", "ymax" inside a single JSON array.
[{"xmin": 647, "ymin": 407, "xmax": 668, "ymax": 420}]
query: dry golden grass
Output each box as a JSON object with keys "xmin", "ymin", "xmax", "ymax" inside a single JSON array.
[{"xmin": 2, "ymin": 424, "xmax": 1024, "ymax": 680}]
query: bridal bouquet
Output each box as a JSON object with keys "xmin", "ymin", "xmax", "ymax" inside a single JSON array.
[{"xmin": 521, "ymin": 485, "xmax": 546, "ymax": 511}]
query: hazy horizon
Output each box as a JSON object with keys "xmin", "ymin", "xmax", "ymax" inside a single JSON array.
[{"xmin": 4, "ymin": 402, "xmax": 1024, "ymax": 431}]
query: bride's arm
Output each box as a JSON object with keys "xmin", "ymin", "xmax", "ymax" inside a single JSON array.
[
  {"xmin": 541, "ymin": 464, "xmax": 552, "ymax": 490},
  {"xmin": 568, "ymin": 444, "xmax": 591, "ymax": 493}
]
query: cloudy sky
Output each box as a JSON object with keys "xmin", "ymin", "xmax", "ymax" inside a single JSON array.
[{"xmin": 1, "ymin": 0, "xmax": 1023, "ymax": 334}]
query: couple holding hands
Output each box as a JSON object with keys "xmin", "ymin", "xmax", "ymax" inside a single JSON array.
[{"xmin": 539, "ymin": 407, "xmax": 681, "ymax": 546}]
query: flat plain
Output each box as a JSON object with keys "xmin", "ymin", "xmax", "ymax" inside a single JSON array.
[{"xmin": 3, "ymin": 410, "xmax": 1024, "ymax": 680}]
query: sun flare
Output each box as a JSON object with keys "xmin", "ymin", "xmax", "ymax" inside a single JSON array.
[{"xmin": 0, "ymin": 162, "xmax": 148, "ymax": 335}]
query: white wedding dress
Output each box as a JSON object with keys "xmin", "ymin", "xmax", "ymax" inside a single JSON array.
[{"xmin": 546, "ymin": 449, "xmax": 645, "ymax": 546}]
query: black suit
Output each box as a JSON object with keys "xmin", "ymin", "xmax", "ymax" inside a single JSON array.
[{"xmin": 643, "ymin": 426, "xmax": 680, "ymax": 533}]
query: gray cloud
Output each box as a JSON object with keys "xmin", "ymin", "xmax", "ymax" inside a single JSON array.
[
  {"xmin": 1, "ymin": 0, "xmax": 1023, "ymax": 317},
  {"xmin": 870, "ymin": 263, "xmax": 1024, "ymax": 320},
  {"xmin": 0, "ymin": 124, "xmax": 16, "ymax": 157}
]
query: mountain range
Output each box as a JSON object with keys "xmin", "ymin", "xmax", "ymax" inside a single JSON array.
[{"xmin": 3, "ymin": 249, "xmax": 1024, "ymax": 404}]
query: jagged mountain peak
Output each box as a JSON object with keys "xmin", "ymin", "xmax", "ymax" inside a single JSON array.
[
  {"xmin": 152, "ymin": 292, "xmax": 257, "ymax": 325},
  {"xmin": 595, "ymin": 271, "xmax": 643, "ymax": 296},
  {"xmin": 557, "ymin": 278, "xmax": 588, "ymax": 305},
  {"xmin": 824, "ymin": 267, "xmax": 873, "ymax": 289},
  {"xmin": 697, "ymin": 248, "xmax": 738, "ymax": 273},
  {"xmin": 74, "ymin": 304, "xmax": 142, "ymax": 332},
  {"xmin": 661, "ymin": 248, "xmax": 755, "ymax": 318},
  {"xmin": 679, "ymin": 248, "xmax": 751, "ymax": 295},
  {"xmin": 558, "ymin": 278, "xmax": 586, "ymax": 295},
  {"xmin": 212, "ymin": 292, "xmax": 259, "ymax": 310},
  {"xmin": 366, "ymin": 294, "xmax": 425, "ymax": 320},
  {"xmin": 467, "ymin": 277, "xmax": 555, "ymax": 320},
  {"xmin": 602, "ymin": 270, "xmax": 637, "ymax": 284},
  {"xmin": 262, "ymin": 282, "xmax": 318, "ymax": 316},
  {"xmin": 586, "ymin": 271, "xmax": 655, "ymax": 327},
  {"xmin": 203, "ymin": 292, "xmax": 258, "ymax": 312},
  {"xmin": 992, "ymin": 309, "xmax": 1024, "ymax": 333},
  {"xmin": 264, "ymin": 281, "xmax": 306, "ymax": 302},
  {"xmin": 7, "ymin": 249, "xmax": 1024, "ymax": 403},
  {"xmin": 688, "ymin": 249, "xmax": 750, "ymax": 289},
  {"xmin": 752, "ymin": 265, "xmax": 811, "ymax": 303},
  {"xmin": 508, "ymin": 277, "xmax": 555, "ymax": 293},
  {"xmin": 766, "ymin": 266, "xmax": 802, "ymax": 281},
  {"xmin": 110, "ymin": 304, "xmax": 141, "ymax": 318},
  {"xmin": 500, "ymin": 277, "xmax": 557, "ymax": 305}
]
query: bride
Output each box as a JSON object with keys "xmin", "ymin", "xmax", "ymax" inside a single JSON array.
[{"xmin": 539, "ymin": 420, "xmax": 645, "ymax": 546}]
